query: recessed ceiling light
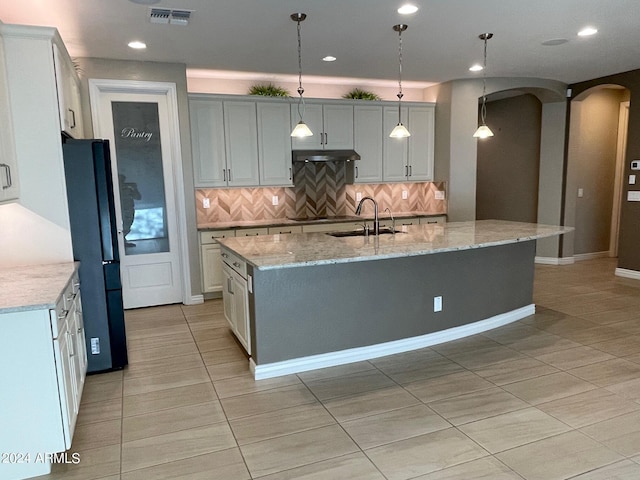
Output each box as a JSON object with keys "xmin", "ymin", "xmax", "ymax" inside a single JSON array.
[
  {"xmin": 469, "ymin": 64, "xmax": 483, "ymax": 72},
  {"xmin": 578, "ymin": 27, "xmax": 598, "ymax": 37},
  {"xmin": 128, "ymin": 41, "xmax": 147, "ymax": 49},
  {"xmin": 397, "ymin": 4, "xmax": 418, "ymax": 14},
  {"xmin": 322, "ymin": 56, "xmax": 337, "ymax": 62}
]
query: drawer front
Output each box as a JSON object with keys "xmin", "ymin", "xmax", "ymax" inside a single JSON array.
[
  {"xmin": 220, "ymin": 247, "xmax": 247, "ymax": 278},
  {"xmin": 419, "ymin": 215, "xmax": 446, "ymax": 225},
  {"xmin": 236, "ymin": 227, "xmax": 269, "ymax": 237},
  {"xmin": 200, "ymin": 229, "xmax": 235, "ymax": 245},
  {"xmin": 51, "ymin": 273, "xmax": 78, "ymax": 339},
  {"xmin": 267, "ymin": 226, "xmax": 303, "ymax": 235}
]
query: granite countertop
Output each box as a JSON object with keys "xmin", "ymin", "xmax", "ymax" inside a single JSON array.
[
  {"xmin": 0, "ymin": 262, "xmax": 79, "ymax": 314},
  {"xmin": 198, "ymin": 211, "xmax": 445, "ymax": 230},
  {"xmin": 217, "ymin": 220, "xmax": 573, "ymax": 270}
]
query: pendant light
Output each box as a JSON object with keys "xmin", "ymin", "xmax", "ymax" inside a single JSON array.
[
  {"xmin": 390, "ymin": 24, "xmax": 411, "ymax": 138},
  {"xmin": 290, "ymin": 13, "xmax": 313, "ymax": 138},
  {"xmin": 473, "ymin": 33, "xmax": 494, "ymax": 139}
]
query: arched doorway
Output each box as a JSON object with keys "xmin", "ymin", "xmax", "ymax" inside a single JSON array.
[{"xmin": 566, "ymin": 85, "xmax": 630, "ymax": 259}]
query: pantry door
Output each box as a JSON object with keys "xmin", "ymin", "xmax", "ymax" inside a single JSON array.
[{"xmin": 89, "ymin": 80, "xmax": 185, "ymax": 309}]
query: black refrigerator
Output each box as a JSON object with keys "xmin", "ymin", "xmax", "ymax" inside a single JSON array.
[{"xmin": 62, "ymin": 138, "xmax": 128, "ymax": 373}]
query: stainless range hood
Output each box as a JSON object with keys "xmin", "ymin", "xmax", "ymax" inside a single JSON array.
[{"xmin": 292, "ymin": 150, "xmax": 361, "ymax": 162}]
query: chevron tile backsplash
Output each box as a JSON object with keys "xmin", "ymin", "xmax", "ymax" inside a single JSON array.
[{"xmin": 196, "ymin": 162, "xmax": 447, "ymax": 225}]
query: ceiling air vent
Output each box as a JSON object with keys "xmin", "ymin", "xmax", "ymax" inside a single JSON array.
[{"xmin": 149, "ymin": 7, "xmax": 192, "ymax": 26}]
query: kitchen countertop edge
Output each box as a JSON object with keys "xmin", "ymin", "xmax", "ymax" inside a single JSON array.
[
  {"xmin": 217, "ymin": 220, "xmax": 573, "ymax": 271},
  {"xmin": 0, "ymin": 262, "xmax": 79, "ymax": 314}
]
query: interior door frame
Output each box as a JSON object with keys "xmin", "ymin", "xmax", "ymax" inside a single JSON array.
[
  {"xmin": 88, "ymin": 78, "xmax": 193, "ymax": 306},
  {"xmin": 610, "ymin": 100, "xmax": 630, "ymax": 257}
]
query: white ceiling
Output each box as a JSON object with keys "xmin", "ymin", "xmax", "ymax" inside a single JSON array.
[{"xmin": 1, "ymin": 0, "xmax": 639, "ymax": 86}]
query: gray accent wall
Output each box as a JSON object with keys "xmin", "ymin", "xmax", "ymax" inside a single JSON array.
[
  {"xmin": 476, "ymin": 94, "xmax": 542, "ymax": 223},
  {"xmin": 76, "ymin": 58, "xmax": 201, "ymax": 299},
  {"xmin": 249, "ymin": 241, "xmax": 535, "ymax": 365}
]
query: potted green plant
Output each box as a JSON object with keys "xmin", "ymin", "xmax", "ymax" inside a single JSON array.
[
  {"xmin": 248, "ymin": 83, "xmax": 290, "ymax": 97},
  {"xmin": 342, "ymin": 88, "xmax": 381, "ymax": 101}
]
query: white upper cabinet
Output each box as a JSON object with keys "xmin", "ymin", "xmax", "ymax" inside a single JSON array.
[
  {"xmin": 353, "ymin": 105, "xmax": 383, "ymax": 183},
  {"xmin": 53, "ymin": 44, "xmax": 84, "ymax": 139},
  {"xmin": 223, "ymin": 101, "xmax": 260, "ymax": 186},
  {"xmin": 407, "ymin": 106, "xmax": 435, "ymax": 181},
  {"xmin": 190, "ymin": 97, "xmax": 260, "ymax": 187},
  {"xmin": 291, "ymin": 102, "xmax": 354, "ymax": 150},
  {"xmin": 257, "ymin": 101, "xmax": 293, "ymax": 186},
  {"xmin": 190, "ymin": 98, "xmax": 227, "ymax": 187},
  {"xmin": 383, "ymin": 104, "xmax": 435, "ymax": 182},
  {"xmin": 0, "ymin": 34, "xmax": 18, "ymax": 203},
  {"xmin": 383, "ymin": 106, "xmax": 409, "ymax": 181}
]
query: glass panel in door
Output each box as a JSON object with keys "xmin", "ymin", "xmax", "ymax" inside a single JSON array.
[{"xmin": 111, "ymin": 101, "xmax": 169, "ymax": 256}]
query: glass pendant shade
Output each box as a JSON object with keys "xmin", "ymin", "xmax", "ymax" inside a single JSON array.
[
  {"xmin": 390, "ymin": 123, "xmax": 411, "ymax": 138},
  {"xmin": 291, "ymin": 120, "xmax": 313, "ymax": 138},
  {"xmin": 473, "ymin": 124, "xmax": 494, "ymax": 139}
]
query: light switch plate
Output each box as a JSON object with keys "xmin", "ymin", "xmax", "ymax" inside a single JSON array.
[
  {"xmin": 402, "ymin": 190, "xmax": 408, "ymax": 200},
  {"xmin": 628, "ymin": 191, "xmax": 640, "ymax": 202},
  {"xmin": 356, "ymin": 192, "xmax": 362, "ymax": 202},
  {"xmin": 630, "ymin": 174, "xmax": 636, "ymax": 185},
  {"xmin": 272, "ymin": 195, "xmax": 279, "ymax": 206},
  {"xmin": 202, "ymin": 198, "xmax": 210, "ymax": 208},
  {"xmin": 577, "ymin": 188, "xmax": 584, "ymax": 198},
  {"xmin": 435, "ymin": 190, "xmax": 445, "ymax": 200}
]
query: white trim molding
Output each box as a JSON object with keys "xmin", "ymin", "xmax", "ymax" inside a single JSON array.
[
  {"xmin": 615, "ymin": 268, "xmax": 640, "ymax": 281},
  {"xmin": 574, "ymin": 251, "xmax": 610, "ymax": 262},
  {"xmin": 535, "ymin": 256, "xmax": 575, "ymax": 265},
  {"xmin": 251, "ymin": 304, "xmax": 535, "ymax": 380}
]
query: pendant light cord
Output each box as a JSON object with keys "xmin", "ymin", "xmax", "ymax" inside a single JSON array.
[
  {"xmin": 296, "ymin": 16, "xmax": 305, "ymax": 122},
  {"xmin": 397, "ymin": 26, "xmax": 404, "ymax": 119},
  {"xmin": 480, "ymin": 34, "xmax": 488, "ymax": 124}
]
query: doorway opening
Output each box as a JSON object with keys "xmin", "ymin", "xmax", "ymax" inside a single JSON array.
[{"xmin": 566, "ymin": 85, "xmax": 630, "ymax": 260}]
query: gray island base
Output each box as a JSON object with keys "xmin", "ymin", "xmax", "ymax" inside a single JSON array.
[{"xmin": 217, "ymin": 220, "xmax": 571, "ymax": 379}]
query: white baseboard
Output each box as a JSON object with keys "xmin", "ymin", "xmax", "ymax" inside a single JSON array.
[
  {"xmin": 615, "ymin": 268, "xmax": 640, "ymax": 281},
  {"xmin": 535, "ymin": 256, "xmax": 575, "ymax": 265},
  {"xmin": 251, "ymin": 304, "xmax": 535, "ymax": 380},
  {"xmin": 574, "ymin": 251, "xmax": 610, "ymax": 262},
  {"xmin": 184, "ymin": 294, "xmax": 205, "ymax": 305}
]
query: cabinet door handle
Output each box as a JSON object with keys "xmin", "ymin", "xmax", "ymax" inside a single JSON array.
[
  {"xmin": 227, "ymin": 277, "xmax": 234, "ymax": 294},
  {"xmin": 355, "ymin": 166, "xmax": 358, "ymax": 178},
  {"xmin": 223, "ymin": 169, "xmax": 227, "ymax": 181},
  {"xmin": 409, "ymin": 165, "xmax": 412, "ymax": 177},
  {"xmin": 228, "ymin": 169, "xmax": 232, "ymax": 181},
  {"xmin": 289, "ymin": 167, "xmax": 292, "ymax": 180},
  {"xmin": 405, "ymin": 165, "xmax": 408, "ymax": 177},
  {"xmin": 221, "ymin": 252, "xmax": 229, "ymax": 258},
  {"xmin": 324, "ymin": 132, "xmax": 328, "ymax": 145},
  {"xmin": 68, "ymin": 108, "xmax": 76, "ymax": 128},
  {"xmin": 0, "ymin": 163, "xmax": 11, "ymax": 189},
  {"xmin": 233, "ymin": 261, "xmax": 242, "ymax": 268},
  {"xmin": 68, "ymin": 331, "xmax": 76, "ymax": 357}
]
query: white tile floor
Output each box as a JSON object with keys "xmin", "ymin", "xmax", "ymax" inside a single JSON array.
[{"xmin": 39, "ymin": 258, "xmax": 640, "ymax": 479}]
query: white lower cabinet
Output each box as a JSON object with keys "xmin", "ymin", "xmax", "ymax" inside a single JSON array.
[
  {"xmin": 221, "ymin": 247, "xmax": 251, "ymax": 354},
  {"xmin": 0, "ymin": 268, "xmax": 86, "ymax": 480},
  {"xmin": 200, "ymin": 230, "xmax": 235, "ymax": 294}
]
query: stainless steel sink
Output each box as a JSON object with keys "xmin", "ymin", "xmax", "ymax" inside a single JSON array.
[{"xmin": 327, "ymin": 227, "xmax": 402, "ymax": 238}]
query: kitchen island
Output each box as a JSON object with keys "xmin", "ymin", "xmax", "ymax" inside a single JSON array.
[{"xmin": 217, "ymin": 220, "xmax": 571, "ymax": 379}]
